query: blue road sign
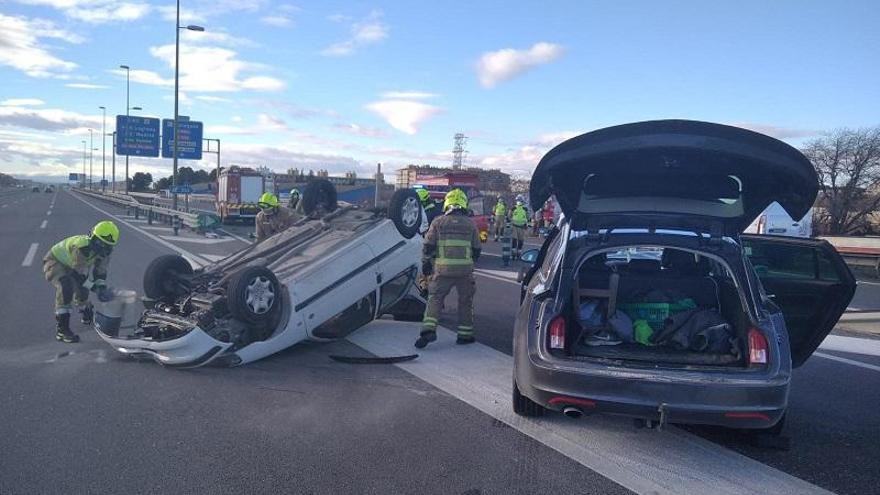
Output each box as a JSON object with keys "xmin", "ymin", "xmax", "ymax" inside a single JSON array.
[
  {"xmin": 116, "ymin": 115, "xmax": 160, "ymax": 157},
  {"xmin": 68, "ymin": 173, "xmax": 78, "ymax": 181},
  {"xmin": 171, "ymin": 184, "xmax": 194, "ymax": 194},
  {"xmin": 162, "ymin": 119, "xmax": 203, "ymax": 160}
]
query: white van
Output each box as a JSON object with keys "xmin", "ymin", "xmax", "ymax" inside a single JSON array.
[{"xmin": 744, "ymin": 201, "xmax": 813, "ymax": 237}]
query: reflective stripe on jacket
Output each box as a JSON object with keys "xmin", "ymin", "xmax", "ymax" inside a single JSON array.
[
  {"xmin": 45, "ymin": 235, "xmax": 109, "ymax": 281},
  {"xmin": 423, "ymin": 212, "xmax": 481, "ymax": 277}
]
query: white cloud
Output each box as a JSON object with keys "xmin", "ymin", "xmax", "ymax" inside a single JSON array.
[
  {"xmin": 261, "ymin": 15, "xmax": 292, "ymax": 27},
  {"xmin": 180, "ymin": 29, "xmax": 257, "ymax": 48},
  {"xmin": 476, "ymin": 42, "xmax": 564, "ymax": 88},
  {"xmin": 321, "ymin": 10, "xmax": 388, "ymax": 56},
  {"xmin": 332, "ymin": 123, "xmax": 389, "ymax": 139},
  {"xmin": 16, "ymin": 0, "xmax": 151, "ymax": 24},
  {"xmin": 195, "ymin": 95, "xmax": 233, "ymax": 103},
  {"xmin": 379, "ymin": 91, "xmax": 437, "ymax": 100},
  {"xmin": 0, "ymin": 104, "xmax": 101, "ymax": 133},
  {"xmin": 729, "ymin": 122, "xmax": 820, "ymax": 141},
  {"xmin": 1, "ymin": 98, "xmax": 45, "ymax": 106},
  {"xmin": 0, "ymin": 14, "xmax": 81, "ymax": 78},
  {"xmin": 535, "ymin": 130, "xmax": 581, "ymax": 146},
  {"xmin": 327, "ymin": 13, "xmax": 351, "ymax": 23},
  {"xmin": 120, "ymin": 43, "xmax": 285, "ymax": 93},
  {"xmin": 66, "ymin": 83, "xmax": 111, "ymax": 89},
  {"xmin": 366, "ymin": 99, "xmax": 441, "ymax": 135},
  {"xmin": 157, "ymin": 5, "xmax": 205, "ymax": 23}
]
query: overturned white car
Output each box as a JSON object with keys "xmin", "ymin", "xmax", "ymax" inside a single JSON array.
[{"xmin": 95, "ymin": 181, "xmax": 426, "ymax": 368}]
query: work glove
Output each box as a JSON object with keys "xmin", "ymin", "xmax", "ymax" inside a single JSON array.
[
  {"xmin": 96, "ymin": 285, "xmax": 115, "ymax": 302},
  {"xmin": 421, "ymin": 260, "xmax": 433, "ymax": 276}
]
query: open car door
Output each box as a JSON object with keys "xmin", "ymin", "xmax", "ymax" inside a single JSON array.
[{"xmin": 741, "ymin": 235, "xmax": 857, "ymax": 367}]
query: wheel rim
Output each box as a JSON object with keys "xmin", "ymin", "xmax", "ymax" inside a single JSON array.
[
  {"xmin": 401, "ymin": 197, "xmax": 420, "ymax": 228},
  {"xmin": 244, "ymin": 276, "xmax": 275, "ymax": 314}
]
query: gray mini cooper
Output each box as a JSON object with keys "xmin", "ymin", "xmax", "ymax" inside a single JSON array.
[{"xmin": 513, "ymin": 120, "xmax": 855, "ymax": 433}]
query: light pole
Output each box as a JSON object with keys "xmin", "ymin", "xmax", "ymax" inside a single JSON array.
[
  {"xmin": 88, "ymin": 128, "xmax": 94, "ymax": 190},
  {"xmin": 81, "ymin": 140, "xmax": 86, "ymax": 187},
  {"xmin": 109, "ymin": 132, "xmax": 116, "ymax": 192},
  {"xmin": 99, "ymin": 106, "xmax": 106, "ymax": 192},
  {"xmin": 120, "ymin": 64, "xmax": 132, "ymax": 192},
  {"xmin": 172, "ymin": 0, "xmax": 204, "ymax": 210}
]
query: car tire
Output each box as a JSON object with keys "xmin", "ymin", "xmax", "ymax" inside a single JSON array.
[
  {"xmin": 143, "ymin": 254, "xmax": 194, "ymax": 301},
  {"xmin": 388, "ymin": 189, "xmax": 422, "ymax": 239},
  {"xmin": 301, "ymin": 179, "xmax": 338, "ymax": 215},
  {"xmin": 228, "ymin": 266, "xmax": 281, "ymax": 325},
  {"xmin": 513, "ymin": 381, "xmax": 545, "ymax": 417}
]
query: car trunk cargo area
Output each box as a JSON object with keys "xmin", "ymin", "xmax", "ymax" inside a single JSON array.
[{"xmin": 565, "ymin": 246, "xmax": 750, "ymax": 368}]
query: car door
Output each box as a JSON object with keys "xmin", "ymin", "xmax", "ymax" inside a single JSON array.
[{"xmin": 741, "ymin": 234, "xmax": 856, "ymax": 367}]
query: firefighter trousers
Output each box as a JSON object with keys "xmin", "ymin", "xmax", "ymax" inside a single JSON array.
[
  {"xmin": 43, "ymin": 258, "xmax": 89, "ymax": 315},
  {"xmin": 422, "ymin": 274, "xmax": 476, "ymax": 337}
]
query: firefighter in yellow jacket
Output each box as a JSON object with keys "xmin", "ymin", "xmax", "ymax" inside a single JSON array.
[
  {"xmin": 42, "ymin": 220, "xmax": 119, "ymax": 343},
  {"xmin": 416, "ymin": 189, "xmax": 482, "ymax": 348},
  {"xmin": 255, "ymin": 192, "xmax": 300, "ymax": 243}
]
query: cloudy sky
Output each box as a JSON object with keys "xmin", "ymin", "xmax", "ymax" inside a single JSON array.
[{"xmin": 0, "ymin": 0, "xmax": 878, "ymax": 182}]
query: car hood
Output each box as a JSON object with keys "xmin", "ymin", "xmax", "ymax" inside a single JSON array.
[{"xmin": 530, "ymin": 120, "xmax": 818, "ymax": 235}]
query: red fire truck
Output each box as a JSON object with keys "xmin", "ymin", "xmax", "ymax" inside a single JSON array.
[{"xmin": 217, "ymin": 166, "xmax": 266, "ymax": 223}]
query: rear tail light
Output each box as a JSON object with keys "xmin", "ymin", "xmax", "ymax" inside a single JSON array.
[
  {"xmin": 548, "ymin": 316, "xmax": 566, "ymax": 350},
  {"xmin": 748, "ymin": 328, "xmax": 769, "ymax": 365}
]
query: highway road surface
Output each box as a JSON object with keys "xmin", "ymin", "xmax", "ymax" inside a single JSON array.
[{"xmin": 1, "ymin": 187, "xmax": 878, "ymax": 495}]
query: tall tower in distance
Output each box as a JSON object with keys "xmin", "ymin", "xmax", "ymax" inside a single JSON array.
[{"xmin": 452, "ymin": 133, "xmax": 468, "ymax": 170}]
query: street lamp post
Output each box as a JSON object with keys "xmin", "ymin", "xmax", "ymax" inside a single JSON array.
[
  {"xmin": 172, "ymin": 0, "xmax": 204, "ymax": 210},
  {"xmin": 88, "ymin": 128, "xmax": 94, "ymax": 190},
  {"xmin": 81, "ymin": 140, "xmax": 86, "ymax": 187},
  {"xmin": 99, "ymin": 106, "xmax": 106, "ymax": 192},
  {"xmin": 109, "ymin": 132, "xmax": 116, "ymax": 192},
  {"xmin": 120, "ymin": 64, "xmax": 131, "ymax": 192}
]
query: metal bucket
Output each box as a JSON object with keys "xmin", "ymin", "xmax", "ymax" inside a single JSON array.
[{"xmin": 94, "ymin": 289, "xmax": 138, "ymax": 337}]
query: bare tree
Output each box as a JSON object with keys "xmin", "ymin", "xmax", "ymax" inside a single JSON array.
[{"xmin": 803, "ymin": 127, "xmax": 880, "ymax": 234}]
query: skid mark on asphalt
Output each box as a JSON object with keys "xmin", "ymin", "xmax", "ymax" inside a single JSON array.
[
  {"xmin": 349, "ymin": 321, "xmax": 833, "ymax": 495},
  {"xmin": 21, "ymin": 243, "xmax": 38, "ymax": 267}
]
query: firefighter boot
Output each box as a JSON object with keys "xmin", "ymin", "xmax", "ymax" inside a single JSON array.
[
  {"xmin": 414, "ymin": 330, "xmax": 437, "ymax": 349},
  {"xmin": 55, "ymin": 314, "xmax": 80, "ymax": 343},
  {"xmin": 80, "ymin": 303, "xmax": 94, "ymax": 325}
]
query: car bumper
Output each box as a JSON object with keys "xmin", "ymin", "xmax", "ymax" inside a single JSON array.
[
  {"xmin": 515, "ymin": 337, "xmax": 789, "ymax": 429},
  {"xmin": 95, "ymin": 326, "xmax": 234, "ymax": 368}
]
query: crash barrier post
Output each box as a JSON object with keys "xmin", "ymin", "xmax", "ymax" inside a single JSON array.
[
  {"xmin": 173, "ymin": 215, "xmax": 181, "ymax": 235},
  {"xmin": 74, "ymin": 189, "xmax": 201, "ymax": 235},
  {"xmin": 148, "ymin": 208, "xmax": 153, "ymax": 225}
]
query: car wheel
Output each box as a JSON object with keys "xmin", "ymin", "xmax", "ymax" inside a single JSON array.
[
  {"xmin": 513, "ymin": 381, "xmax": 545, "ymax": 417},
  {"xmin": 143, "ymin": 254, "xmax": 193, "ymax": 302},
  {"xmin": 388, "ymin": 189, "xmax": 422, "ymax": 239},
  {"xmin": 301, "ymin": 179, "xmax": 338, "ymax": 215},
  {"xmin": 229, "ymin": 266, "xmax": 281, "ymax": 325}
]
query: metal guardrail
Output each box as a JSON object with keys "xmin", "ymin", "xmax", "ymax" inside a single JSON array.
[{"xmin": 74, "ymin": 188, "xmax": 220, "ymax": 233}]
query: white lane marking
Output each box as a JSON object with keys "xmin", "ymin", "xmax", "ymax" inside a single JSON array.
[
  {"xmin": 819, "ymin": 334, "xmax": 880, "ymax": 357},
  {"xmin": 1, "ymin": 204, "xmax": 6, "ymax": 208},
  {"xmin": 46, "ymin": 210, "xmax": 52, "ymax": 216},
  {"xmin": 40, "ymin": 220, "xmax": 47, "ymax": 229},
  {"xmin": 814, "ymin": 352, "xmax": 880, "ymax": 373},
  {"xmin": 858, "ymin": 280, "xmax": 880, "ymax": 287},
  {"xmin": 838, "ymin": 311, "xmax": 880, "ymax": 322},
  {"xmin": 476, "ymin": 268, "xmax": 518, "ymax": 281},
  {"xmin": 349, "ymin": 322, "xmax": 832, "ymax": 495},
  {"xmin": 217, "ymin": 228, "xmax": 253, "ymax": 244},
  {"xmin": 22, "ymin": 243, "xmax": 39, "ymax": 267},
  {"xmin": 474, "ymin": 269, "xmax": 519, "ymax": 286},
  {"xmin": 67, "ymin": 191, "xmax": 210, "ymax": 268},
  {"xmin": 158, "ymin": 235, "xmax": 235, "ymax": 245}
]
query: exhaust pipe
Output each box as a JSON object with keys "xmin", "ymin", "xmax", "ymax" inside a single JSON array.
[{"xmin": 562, "ymin": 406, "xmax": 583, "ymax": 419}]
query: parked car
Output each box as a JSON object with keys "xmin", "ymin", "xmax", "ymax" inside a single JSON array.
[
  {"xmin": 32, "ymin": 186, "xmax": 40, "ymax": 192},
  {"xmin": 94, "ymin": 180, "xmax": 427, "ymax": 368},
  {"xmin": 513, "ymin": 120, "xmax": 856, "ymax": 434}
]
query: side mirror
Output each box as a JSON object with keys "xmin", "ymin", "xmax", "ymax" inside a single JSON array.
[{"xmin": 521, "ymin": 249, "xmax": 539, "ymax": 264}]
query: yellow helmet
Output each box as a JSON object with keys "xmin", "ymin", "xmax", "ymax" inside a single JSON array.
[
  {"xmin": 91, "ymin": 220, "xmax": 119, "ymax": 246},
  {"xmin": 415, "ymin": 188, "xmax": 430, "ymax": 203},
  {"xmin": 443, "ymin": 188, "xmax": 468, "ymax": 212},
  {"xmin": 258, "ymin": 192, "xmax": 280, "ymax": 209}
]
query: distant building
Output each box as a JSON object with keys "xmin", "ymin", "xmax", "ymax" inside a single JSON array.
[{"xmin": 395, "ymin": 164, "xmax": 510, "ymax": 196}]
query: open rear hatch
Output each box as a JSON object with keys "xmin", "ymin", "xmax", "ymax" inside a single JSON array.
[{"xmin": 529, "ymin": 120, "xmax": 818, "ymax": 236}]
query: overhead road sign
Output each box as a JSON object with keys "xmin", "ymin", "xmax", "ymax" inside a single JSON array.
[
  {"xmin": 171, "ymin": 184, "xmax": 194, "ymax": 194},
  {"xmin": 116, "ymin": 115, "xmax": 160, "ymax": 157},
  {"xmin": 162, "ymin": 119, "xmax": 203, "ymax": 160}
]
